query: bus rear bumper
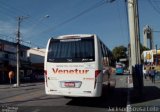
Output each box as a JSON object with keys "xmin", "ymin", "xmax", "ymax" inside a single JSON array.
[{"xmin": 45, "ymin": 89, "xmax": 101, "ymax": 97}]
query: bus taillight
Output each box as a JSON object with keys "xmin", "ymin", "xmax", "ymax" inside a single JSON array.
[
  {"xmin": 44, "ymin": 70, "xmax": 47, "ymax": 76},
  {"xmin": 94, "ymin": 70, "xmax": 101, "ymax": 89},
  {"xmin": 95, "ymin": 70, "xmax": 101, "ymax": 78},
  {"xmin": 44, "ymin": 70, "xmax": 48, "ymax": 86}
]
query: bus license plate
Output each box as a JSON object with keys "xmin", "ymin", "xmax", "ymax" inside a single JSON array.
[{"xmin": 64, "ymin": 82, "xmax": 75, "ymax": 87}]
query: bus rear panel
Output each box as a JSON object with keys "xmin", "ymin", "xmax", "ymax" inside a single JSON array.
[{"xmin": 45, "ymin": 35, "xmax": 103, "ymax": 97}]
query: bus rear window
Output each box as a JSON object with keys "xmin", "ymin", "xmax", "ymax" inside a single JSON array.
[{"xmin": 47, "ymin": 37, "xmax": 95, "ymax": 62}]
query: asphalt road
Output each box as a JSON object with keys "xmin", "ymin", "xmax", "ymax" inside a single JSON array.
[{"xmin": 0, "ymin": 75, "xmax": 129, "ymax": 112}]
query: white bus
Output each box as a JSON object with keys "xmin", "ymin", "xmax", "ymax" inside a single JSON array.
[{"xmin": 44, "ymin": 34, "xmax": 112, "ymax": 97}]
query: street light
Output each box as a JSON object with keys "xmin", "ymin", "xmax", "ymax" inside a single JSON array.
[
  {"xmin": 44, "ymin": 15, "xmax": 50, "ymax": 18},
  {"xmin": 25, "ymin": 15, "xmax": 50, "ymax": 35},
  {"xmin": 15, "ymin": 15, "xmax": 49, "ymax": 87}
]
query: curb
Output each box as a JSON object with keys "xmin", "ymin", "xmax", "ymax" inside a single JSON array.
[{"xmin": 0, "ymin": 82, "xmax": 44, "ymax": 89}]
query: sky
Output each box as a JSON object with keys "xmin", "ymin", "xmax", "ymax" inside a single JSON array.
[{"xmin": 0, "ymin": 0, "xmax": 160, "ymax": 50}]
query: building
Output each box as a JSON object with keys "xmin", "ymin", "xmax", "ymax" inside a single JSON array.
[
  {"xmin": 0, "ymin": 39, "xmax": 30, "ymax": 83},
  {"xmin": 0, "ymin": 38, "xmax": 46, "ymax": 83},
  {"xmin": 142, "ymin": 49, "xmax": 160, "ymax": 65},
  {"xmin": 27, "ymin": 48, "xmax": 45, "ymax": 81}
]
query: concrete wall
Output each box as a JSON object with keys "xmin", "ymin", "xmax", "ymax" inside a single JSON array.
[{"xmin": 27, "ymin": 48, "xmax": 45, "ymax": 64}]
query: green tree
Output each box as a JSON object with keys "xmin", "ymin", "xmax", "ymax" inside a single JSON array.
[
  {"xmin": 112, "ymin": 44, "xmax": 149, "ymax": 62},
  {"xmin": 112, "ymin": 45, "xmax": 127, "ymax": 61},
  {"xmin": 140, "ymin": 43, "xmax": 149, "ymax": 54}
]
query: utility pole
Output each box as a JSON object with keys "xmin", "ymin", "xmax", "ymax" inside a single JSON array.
[
  {"xmin": 134, "ymin": 0, "xmax": 141, "ymax": 64},
  {"xmin": 127, "ymin": 0, "xmax": 141, "ymax": 73},
  {"xmin": 156, "ymin": 44, "xmax": 158, "ymax": 65},
  {"xmin": 16, "ymin": 16, "xmax": 28, "ymax": 87},
  {"xmin": 128, "ymin": 0, "xmax": 136, "ymax": 73},
  {"xmin": 128, "ymin": 0, "xmax": 142, "ymax": 94}
]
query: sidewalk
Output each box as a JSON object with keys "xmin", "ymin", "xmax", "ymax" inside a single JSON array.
[
  {"xmin": 143, "ymin": 76, "xmax": 160, "ymax": 88},
  {"xmin": 0, "ymin": 82, "xmax": 44, "ymax": 89},
  {"xmin": 128, "ymin": 75, "xmax": 160, "ymax": 106}
]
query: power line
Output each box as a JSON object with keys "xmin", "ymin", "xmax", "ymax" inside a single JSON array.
[
  {"xmin": 0, "ymin": 1, "xmax": 48, "ymax": 48},
  {"xmin": 39, "ymin": 0, "xmax": 113, "ymax": 35},
  {"xmin": 0, "ymin": 33, "xmax": 45, "ymax": 48},
  {"xmin": 115, "ymin": 0, "xmax": 128, "ymax": 44},
  {"xmin": 16, "ymin": 16, "xmax": 29, "ymax": 87},
  {"xmin": 0, "ymin": 1, "xmax": 29, "ymax": 20},
  {"xmin": 0, "ymin": 1, "xmax": 29, "ymax": 15},
  {"xmin": 0, "ymin": 34, "xmax": 16, "ymax": 43},
  {"xmin": 148, "ymin": 0, "xmax": 160, "ymax": 16},
  {"xmin": 0, "ymin": 1, "xmax": 50, "ymax": 49},
  {"xmin": 0, "ymin": 1, "xmax": 49, "ymax": 29},
  {"xmin": 0, "ymin": 0, "xmax": 116, "ymax": 49},
  {"xmin": 21, "ymin": 40, "xmax": 45, "ymax": 48},
  {"xmin": 24, "ymin": 15, "xmax": 50, "ymax": 36},
  {"xmin": 27, "ymin": 0, "xmax": 116, "ymax": 47}
]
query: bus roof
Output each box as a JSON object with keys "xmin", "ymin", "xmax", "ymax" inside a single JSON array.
[{"xmin": 53, "ymin": 34, "xmax": 96, "ymax": 39}]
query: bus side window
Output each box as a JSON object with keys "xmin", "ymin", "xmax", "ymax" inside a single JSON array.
[
  {"xmin": 100, "ymin": 42, "xmax": 108, "ymax": 67},
  {"xmin": 103, "ymin": 57, "xmax": 109, "ymax": 66}
]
